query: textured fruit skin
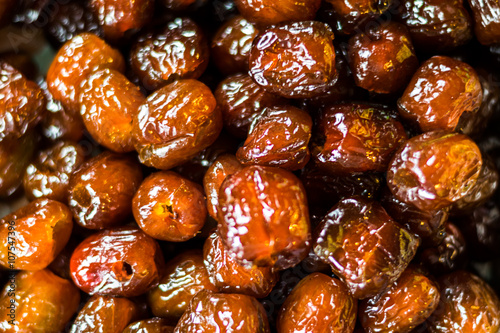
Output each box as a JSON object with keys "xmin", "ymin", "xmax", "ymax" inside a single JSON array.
[
  {"xmin": 23, "ymin": 140, "xmax": 85, "ymax": 202},
  {"xmin": 89, "ymin": 0, "xmax": 154, "ymax": 42},
  {"xmin": 0, "ymin": 198, "xmax": 72, "ymax": 271},
  {"xmin": 211, "ymin": 16, "xmax": 259, "ymax": 75},
  {"xmin": 215, "ymin": 74, "xmax": 285, "ymax": 138},
  {"xmin": 277, "ymin": 272, "xmax": 357, "ymax": 333},
  {"xmin": 311, "ymin": 103, "xmax": 407, "ymax": 175},
  {"xmin": 249, "ymin": 21, "xmax": 337, "ymax": 99},
  {"xmin": 236, "ymin": 105, "xmax": 312, "ymax": 171},
  {"xmin": 468, "ymin": 0, "xmax": 500, "ymax": 45},
  {"xmin": 47, "ymin": 33, "xmax": 125, "ymax": 114},
  {"xmin": 131, "ymin": 18, "xmax": 209, "ymax": 91},
  {"xmin": 148, "ymin": 250, "xmax": 218, "ymax": 321},
  {"xmin": 396, "ymin": 0, "xmax": 472, "ymax": 51},
  {"xmin": 203, "ymin": 231, "xmax": 278, "ymax": 298},
  {"xmin": 235, "ymin": 0, "xmax": 321, "ymax": 26},
  {"xmin": 427, "ymin": 271, "xmax": 500, "ymax": 333},
  {"xmin": 203, "ymin": 154, "xmax": 243, "ymax": 220},
  {"xmin": 398, "ymin": 56, "xmax": 482, "ymax": 132},
  {"xmin": 359, "ymin": 267, "xmax": 440, "ymax": 333},
  {"xmin": 174, "ymin": 290, "xmax": 271, "ymax": 332},
  {"xmin": 70, "ymin": 295, "xmax": 139, "ymax": 333},
  {"xmin": 347, "ymin": 21, "xmax": 418, "ymax": 94},
  {"xmin": 123, "ymin": 318, "xmax": 175, "ymax": 333},
  {"xmin": 79, "ymin": 69, "xmax": 145, "ymax": 153},
  {"xmin": 387, "ymin": 131, "xmax": 483, "ymax": 211},
  {"xmin": 132, "ymin": 171, "xmax": 207, "ymax": 242},
  {"xmin": 218, "ymin": 165, "xmax": 311, "ymax": 270},
  {"xmin": 313, "ymin": 197, "xmax": 419, "ymax": 299},
  {"xmin": 68, "ymin": 152, "xmax": 143, "ymax": 230},
  {"xmin": 132, "ymin": 79, "xmax": 222, "ymax": 170},
  {"xmin": 0, "ymin": 61, "xmax": 46, "ymax": 142},
  {"xmin": 70, "ymin": 227, "xmax": 164, "ymax": 297}
]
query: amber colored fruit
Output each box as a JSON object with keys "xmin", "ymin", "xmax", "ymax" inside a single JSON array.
[
  {"xmin": 79, "ymin": 69, "xmax": 145, "ymax": 152},
  {"xmin": 325, "ymin": 0, "xmax": 394, "ymax": 35},
  {"xmin": 314, "ymin": 197, "xmax": 419, "ymax": 299},
  {"xmin": 236, "ymin": 106, "xmax": 312, "ymax": 171},
  {"xmin": 387, "ymin": 131, "xmax": 483, "ymax": 211},
  {"xmin": 174, "ymin": 290, "xmax": 270, "ymax": 332},
  {"xmin": 396, "ymin": 0, "xmax": 472, "ymax": 52},
  {"xmin": 47, "ymin": 33, "xmax": 125, "ymax": 114},
  {"xmin": 0, "ymin": 131, "xmax": 38, "ymax": 197},
  {"xmin": 203, "ymin": 154, "xmax": 243, "ymax": 220},
  {"xmin": 203, "ymin": 231, "xmax": 278, "ymax": 298},
  {"xmin": 124, "ymin": 318, "xmax": 175, "ymax": 333},
  {"xmin": 398, "ymin": 56, "xmax": 482, "ymax": 132},
  {"xmin": 211, "ymin": 16, "xmax": 259, "ymax": 75},
  {"xmin": 218, "ymin": 165, "xmax": 311, "ymax": 270},
  {"xmin": 347, "ymin": 21, "xmax": 418, "ymax": 94},
  {"xmin": 277, "ymin": 272, "xmax": 357, "ymax": 333},
  {"xmin": 0, "ymin": 269, "xmax": 80, "ymax": 332},
  {"xmin": 0, "ymin": 51, "xmax": 38, "ymax": 79},
  {"xmin": 235, "ymin": 0, "xmax": 321, "ymax": 26},
  {"xmin": 70, "ymin": 227, "xmax": 164, "ymax": 296},
  {"xmin": 311, "ymin": 103, "xmax": 407, "ymax": 175},
  {"xmin": 0, "ymin": 61, "xmax": 46, "ymax": 142},
  {"xmin": 249, "ymin": 21, "xmax": 337, "ymax": 99},
  {"xmin": 419, "ymin": 222, "xmax": 467, "ymax": 276},
  {"xmin": 132, "ymin": 79, "xmax": 222, "ymax": 170},
  {"xmin": 70, "ymin": 295, "xmax": 139, "ymax": 333},
  {"xmin": 23, "ymin": 140, "xmax": 85, "ymax": 202},
  {"xmin": 427, "ymin": 271, "xmax": 500, "ymax": 333},
  {"xmin": 133, "ymin": 171, "xmax": 207, "ymax": 242},
  {"xmin": 359, "ymin": 267, "xmax": 440, "ymax": 333},
  {"xmin": 49, "ymin": 237, "xmax": 78, "ymax": 280},
  {"xmin": 130, "ymin": 18, "xmax": 209, "ymax": 91},
  {"xmin": 148, "ymin": 250, "xmax": 218, "ymax": 321},
  {"xmin": 89, "ymin": 0, "xmax": 153, "ymax": 42},
  {"xmin": 0, "ymin": 198, "xmax": 72, "ymax": 271},
  {"xmin": 468, "ymin": 0, "xmax": 500, "ymax": 45},
  {"xmin": 215, "ymin": 73, "xmax": 286, "ymax": 138},
  {"xmin": 68, "ymin": 152, "xmax": 142, "ymax": 230}
]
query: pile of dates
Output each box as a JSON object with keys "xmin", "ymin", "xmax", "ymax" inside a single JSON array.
[{"xmin": 0, "ymin": 0, "xmax": 500, "ymax": 332}]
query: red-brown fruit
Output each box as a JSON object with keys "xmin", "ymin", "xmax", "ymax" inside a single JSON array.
[
  {"xmin": 123, "ymin": 318, "xmax": 175, "ymax": 333},
  {"xmin": 235, "ymin": 0, "xmax": 321, "ymax": 26},
  {"xmin": 468, "ymin": 0, "xmax": 500, "ymax": 45}
]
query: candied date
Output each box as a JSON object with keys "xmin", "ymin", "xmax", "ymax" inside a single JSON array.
[{"xmin": 235, "ymin": 0, "xmax": 321, "ymax": 26}]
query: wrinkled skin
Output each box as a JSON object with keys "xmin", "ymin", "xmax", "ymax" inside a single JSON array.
[
  {"xmin": 203, "ymin": 154, "xmax": 243, "ymax": 220},
  {"xmin": 89, "ymin": 0, "xmax": 153, "ymax": 42},
  {"xmin": 398, "ymin": 56, "xmax": 482, "ymax": 132},
  {"xmin": 468, "ymin": 0, "xmax": 500, "ymax": 45},
  {"xmin": 236, "ymin": 106, "xmax": 312, "ymax": 171},
  {"xmin": 174, "ymin": 290, "xmax": 271, "ymax": 332},
  {"xmin": 70, "ymin": 227, "xmax": 165, "ymax": 296},
  {"xmin": 218, "ymin": 165, "xmax": 311, "ymax": 270},
  {"xmin": 79, "ymin": 69, "xmax": 145, "ymax": 152},
  {"xmin": 235, "ymin": 0, "xmax": 321, "ymax": 26},
  {"xmin": 215, "ymin": 74, "xmax": 286, "ymax": 138},
  {"xmin": 47, "ymin": 33, "xmax": 125, "ymax": 114},
  {"xmin": 347, "ymin": 21, "xmax": 418, "ymax": 94},
  {"xmin": 396, "ymin": 0, "xmax": 472, "ymax": 52},
  {"xmin": 203, "ymin": 231, "xmax": 278, "ymax": 298},
  {"xmin": 249, "ymin": 21, "xmax": 337, "ymax": 98},
  {"xmin": 0, "ymin": 51, "xmax": 38, "ymax": 79},
  {"xmin": 68, "ymin": 151, "xmax": 143, "ymax": 229},
  {"xmin": 123, "ymin": 318, "xmax": 175, "ymax": 333},
  {"xmin": 0, "ymin": 269, "xmax": 80, "ymax": 332},
  {"xmin": 132, "ymin": 79, "xmax": 222, "ymax": 170},
  {"xmin": 131, "ymin": 18, "xmax": 209, "ymax": 91},
  {"xmin": 387, "ymin": 131, "xmax": 483, "ymax": 211},
  {"xmin": 360, "ymin": 267, "xmax": 440, "ymax": 333},
  {"xmin": 313, "ymin": 197, "xmax": 419, "ymax": 299},
  {"xmin": 132, "ymin": 171, "xmax": 207, "ymax": 242},
  {"xmin": 0, "ymin": 61, "xmax": 46, "ymax": 142},
  {"xmin": 427, "ymin": 271, "xmax": 500, "ymax": 333},
  {"xmin": 23, "ymin": 140, "xmax": 85, "ymax": 202},
  {"xmin": 0, "ymin": 198, "xmax": 72, "ymax": 270},
  {"xmin": 148, "ymin": 250, "xmax": 218, "ymax": 321},
  {"xmin": 277, "ymin": 273, "xmax": 357, "ymax": 333},
  {"xmin": 211, "ymin": 16, "xmax": 259, "ymax": 75},
  {"xmin": 311, "ymin": 103, "xmax": 407, "ymax": 175},
  {"xmin": 70, "ymin": 295, "xmax": 139, "ymax": 333}
]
